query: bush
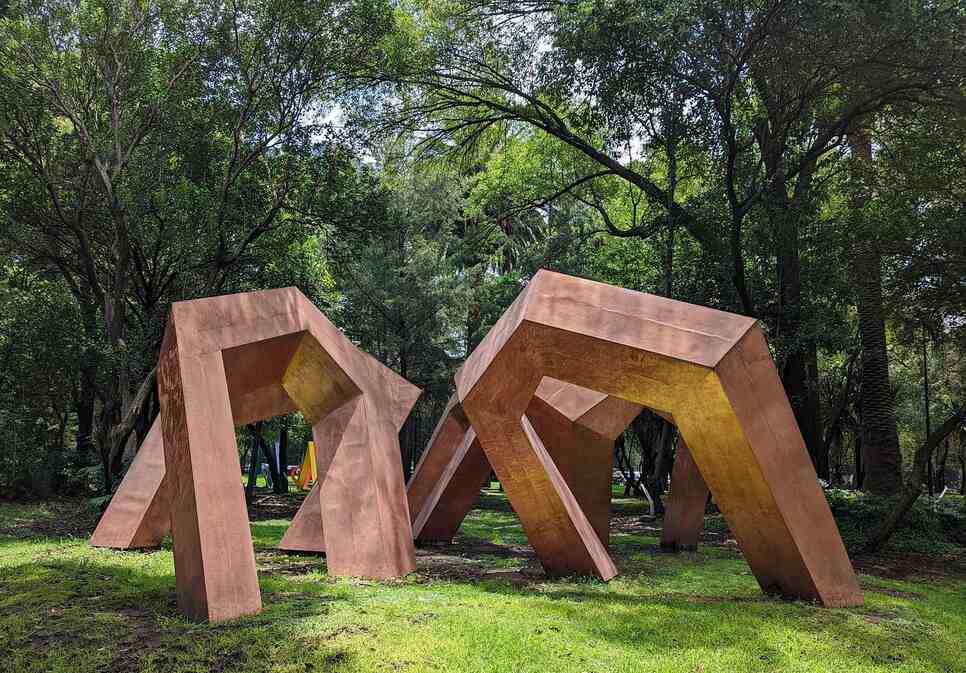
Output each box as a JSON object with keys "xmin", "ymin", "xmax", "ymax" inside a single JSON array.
[{"xmin": 825, "ymin": 489, "xmax": 966, "ymax": 553}]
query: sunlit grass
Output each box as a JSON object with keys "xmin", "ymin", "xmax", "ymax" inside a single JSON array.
[{"xmin": 2, "ymin": 492, "xmax": 965, "ymax": 673}]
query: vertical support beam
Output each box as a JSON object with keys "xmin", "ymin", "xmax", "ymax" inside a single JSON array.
[
  {"xmin": 159, "ymin": 322, "xmax": 261, "ymax": 622},
  {"xmin": 660, "ymin": 438, "xmax": 709, "ymax": 551},
  {"xmin": 313, "ymin": 397, "xmax": 417, "ymax": 577}
]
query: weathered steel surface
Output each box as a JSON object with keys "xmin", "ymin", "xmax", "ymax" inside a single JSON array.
[
  {"xmin": 91, "ymin": 287, "xmax": 421, "ymax": 622},
  {"xmin": 90, "ymin": 419, "xmax": 170, "ymax": 548},
  {"xmin": 659, "ymin": 438, "xmax": 710, "ymax": 551},
  {"xmin": 447, "ymin": 269, "xmax": 861, "ymax": 607},
  {"xmin": 408, "ymin": 380, "xmax": 640, "ymax": 546}
]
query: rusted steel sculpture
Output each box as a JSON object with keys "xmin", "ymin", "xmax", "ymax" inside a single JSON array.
[
  {"xmin": 659, "ymin": 438, "xmax": 711, "ymax": 551},
  {"xmin": 446, "ymin": 269, "xmax": 862, "ymax": 607},
  {"xmin": 90, "ymin": 420, "xmax": 169, "ymax": 548},
  {"xmin": 90, "ymin": 288, "xmax": 421, "ymax": 622},
  {"xmin": 407, "ymin": 379, "xmax": 640, "ymax": 546}
]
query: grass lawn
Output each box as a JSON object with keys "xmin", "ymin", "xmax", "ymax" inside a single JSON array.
[{"xmin": 2, "ymin": 489, "xmax": 965, "ymax": 673}]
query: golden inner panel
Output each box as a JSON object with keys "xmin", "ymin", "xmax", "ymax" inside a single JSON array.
[{"xmin": 282, "ymin": 332, "xmax": 361, "ymax": 424}]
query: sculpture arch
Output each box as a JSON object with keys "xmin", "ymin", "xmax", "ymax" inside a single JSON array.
[
  {"xmin": 92, "ymin": 287, "xmax": 421, "ymax": 622},
  {"xmin": 449, "ymin": 270, "xmax": 861, "ymax": 607},
  {"xmin": 407, "ymin": 379, "xmax": 641, "ymax": 546}
]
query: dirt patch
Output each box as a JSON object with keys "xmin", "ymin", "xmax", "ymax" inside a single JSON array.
[
  {"xmin": 102, "ymin": 607, "xmax": 164, "ymax": 673},
  {"xmin": 247, "ymin": 491, "xmax": 309, "ymax": 521},
  {"xmin": 853, "ymin": 549, "xmax": 966, "ymax": 582},
  {"xmin": 0, "ymin": 499, "xmax": 100, "ymax": 539}
]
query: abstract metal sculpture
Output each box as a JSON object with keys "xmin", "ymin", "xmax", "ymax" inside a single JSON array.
[
  {"xmin": 443, "ymin": 269, "xmax": 861, "ymax": 607},
  {"xmin": 90, "ymin": 420, "xmax": 169, "ymax": 549},
  {"xmin": 407, "ymin": 379, "xmax": 640, "ymax": 546},
  {"xmin": 91, "ymin": 287, "xmax": 421, "ymax": 622},
  {"xmin": 659, "ymin": 438, "xmax": 711, "ymax": 551}
]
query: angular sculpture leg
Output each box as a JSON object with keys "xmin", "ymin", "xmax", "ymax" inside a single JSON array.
[
  {"xmin": 159, "ymin": 339, "xmax": 261, "ymax": 623},
  {"xmin": 90, "ymin": 418, "xmax": 170, "ymax": 548},
  {"xmin": 277, "ymin": 481, "xmax": 325, "ymax": 553},
  {"xmin": 660, "ymin": 438, "xmax": 709, "ymax": 551},
  {"xmin": 467, "ymin": 387, "xmax": 617, "ymax": 580},
  {"xmin": 408, "ymin": 396, "xmax": 621, "ymax": 547},
  {"xmin": 413, "ymin": 429, "xmax": 490, "ymax": 542},
  {"xmin": 406, "ymin": 396, "xmax": 475, "ymax": 541},
  {"xmin": 314, "ymin": 397, "xmax": 417, "ymax": 577},
  {"xmin": 525, "ymin": 396, "xmax": 614, "ymax": 546}
]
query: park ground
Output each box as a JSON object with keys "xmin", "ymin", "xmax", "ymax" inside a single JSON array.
[{"xmin": 2, "ymin": 488, "xmax": 965, "ymax": 673}]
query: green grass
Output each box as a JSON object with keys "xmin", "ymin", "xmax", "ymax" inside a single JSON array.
[{"xmin": 2, "ymin": 491, "xmax": 965, "ymax": 673}]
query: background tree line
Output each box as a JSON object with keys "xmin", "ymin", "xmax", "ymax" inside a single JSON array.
[{"xmin": 0, "ymin": 0, "xmax": 964, "ymax": 550}]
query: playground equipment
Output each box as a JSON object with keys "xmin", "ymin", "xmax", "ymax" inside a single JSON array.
[
  {"xmin": 293, "ymin": 441, "xmax": 317, "ymax": 490},
  {"xmin": 415, "ymin": 269, "xmax": 861, "ymax": 607},
  {"xmin": 90, "ymin": 287, "xmax": 421, "ymax": 622}
]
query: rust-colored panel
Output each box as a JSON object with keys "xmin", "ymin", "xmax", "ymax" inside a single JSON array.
[
  {"xmin": 453, "ymin": 269, "xmax": 860, "ymax": 606},
  {"xmin": 159, "ymin": 314, "xmax": 262, "ymax": 623},
  {"xmin": 277, "ymin": 482, "xmax": 326, "ymax": 553},
  {"xmin": 413, "ymin": 428, "xmax": 490, "ymax": 542},
  {"xmin": 407, "ymin": 394, "xmax": 471, "ymax": 523},
  {"xmin": 714, "ymin": 326, "xmax": 862, "ymax": 606},
  {"xmin": 407, "ymin": 381, "xmax": 641, "ymax": 547},
  {"xmin": 92, "ymin": 287, "xmax": 422, "ymax": 622},
  {"xmin": 90, "ymin": 418, "xmax": 170, "ymax": 548},
  {"xmin": 660, "ymin": 438, "xmax": 709, "ymax": 551}
]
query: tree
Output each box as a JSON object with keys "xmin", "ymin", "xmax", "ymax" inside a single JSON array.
[
  {"xmin": 0, "ymin": 0, "xmax": 393, "ymax": 491},
  {"xmin": 371, "ymin": 0, "xmax": 966, "ymax": 472}
]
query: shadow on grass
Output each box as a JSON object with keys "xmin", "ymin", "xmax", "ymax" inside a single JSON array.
[
  {"xmin": 0, "ymin": 547, "xmax": 356, "ymax": 673},
  {"xmin": 471, "ymin": 572, "xmax": 962, "ymax": 672}
]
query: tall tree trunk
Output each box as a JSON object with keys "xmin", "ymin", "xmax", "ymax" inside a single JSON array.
[
  {"xmin": 75, "ymin": 365, "xmax": 96, "ymax": 463},
  {"xmin": 936, "ymin": 440, "xmax": 949, "ymax": 491},
  {"xmin": 850, "ymin": 133, "xmax": 903, "ymax": 495},
  {"xmin": 255, "ymin": 423, "xmax": 282, "ymax": 492},
  {"xmin": 245, "ymin": 432, "xmax": 259, "ymax": 504},
  {"xmin": 773, "ymin": 183, "xmax": 824, "ymax": 475},
  {"xmin": 922, "ymin": 331, "xmax": 934, "ymax": 496}
]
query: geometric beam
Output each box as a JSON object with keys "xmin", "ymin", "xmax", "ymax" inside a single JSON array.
[
  {"xmin": 454, "ymin": 270, "xmax": 862, "ymax": 607},
  {"xmin": 407, "ymin": 379, "xmax": 640, "ymax": 547},
  {"xmin": 90, "ymin": 419, "xmax": 170, "ymax": 548},
  {"xmin": 659, "ymin": 437, "xmax": 710, "ymax": 551},
  {"xmin": 95, "ymin": 287, "xmax": 422, "ymax": 622}
]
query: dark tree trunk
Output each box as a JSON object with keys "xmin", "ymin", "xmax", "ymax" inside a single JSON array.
[
  {"xmin": 850, "ymin": 133, "xmax": 903, "ymax": 495},
  {"xmin": 255, "ymin": 424, "xmax": 282, "ymax": 493},
  {"xmin": 922, "ymin": 331, "xmax": 934, "ymax": 496},
  {"xmin": 245, "ymin": 426, "xmax": 260, "ymax": 503},
  {"xmin": 646, "ymin": 422, "xmax": 675, "ymax": 516},
  {"xmin": 936, "ymin": 440, "xmax": 949, "ymax": 491},
  {"xmin": 75, "ymin": 366, "xmax": 96, "ymax": 464},
  {"xmin": 632, "ymin": 410, "xmax": 673, "ymax": 513},
  {"xmin": 275, "ymin": 418, "xmax": 289, "ymax": 494},
  {"xmin": 853, "ymin": 243, "xmax": 902, "ymax": 494},
  {"xmin": 775, "ymin": 209, "xmax": 824, "ymax": 475},
  {"xmin": 865, "ymin": 406, "xmax": 965, "ymax": 552}
]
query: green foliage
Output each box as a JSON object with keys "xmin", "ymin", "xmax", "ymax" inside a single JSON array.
[
  {"xmin": 827, "ymin": 490, "xmax": 966, "ymax": 553},
  {"xmin": 0, "ymin": 267, "xmax": 82, "ymax": 497}
]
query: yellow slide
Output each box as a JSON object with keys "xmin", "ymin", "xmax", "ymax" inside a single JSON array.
[{"xmin": 294, "ymin": 441, "xmax": 317, "ymax": 490}]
